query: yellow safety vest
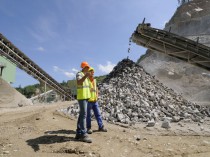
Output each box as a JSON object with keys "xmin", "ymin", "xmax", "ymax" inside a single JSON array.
[
  {"xmin": 77, "ymin": 72, "xmax": 91, "ymax": 100},
  {"xmin": 88, "ymin": 79, "xmax": 97, "ymax": 102}
]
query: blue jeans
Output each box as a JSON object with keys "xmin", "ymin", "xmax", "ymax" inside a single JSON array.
[
  {"xmin": 87, "ymin": 101, "xmax": 103, "ymax": 129},
  {"xmin": 76, "ymin": 99, "xmax": 88, "ymax": 135}
]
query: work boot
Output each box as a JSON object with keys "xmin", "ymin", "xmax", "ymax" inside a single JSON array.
[
  {"xmin": 87, "ymin": 128, "xmax": 93, "ymax": 134},
  {"xmin": 75, "ymin": 134, "xmax": 81, "ymax": 140},
  {"xmin": 98, "ymin": 125, "xmax": 107, "ymax": 132},
  {"xmin": 79, "ymin": 134, "xmax": 92, "ymax": 143}
]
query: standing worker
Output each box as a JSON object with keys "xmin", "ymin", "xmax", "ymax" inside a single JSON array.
[
  {"xmin": 86, "ymin": 67, "xmax": 107, "ymax": 134},
  {"xmin": 75, "ymin": 61, "xmax": 92, "ymax": 143}
]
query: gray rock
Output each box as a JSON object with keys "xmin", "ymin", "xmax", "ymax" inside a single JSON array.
[
  {"xmin": 147, "ymin": 120, "xmax": 155, "ymax": 127},
  {"xmin": 161, "ymin": 120, "xmax": 171, "ymax": 129}
]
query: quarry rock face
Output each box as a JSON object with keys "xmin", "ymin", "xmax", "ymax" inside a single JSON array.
[
  {"xmin": 165, "ymin": 0, "xmax": 210, "ymax": 46},
  {"xmin": 137, "ymin": 0, "xmax": 210, "ymax": 106}
]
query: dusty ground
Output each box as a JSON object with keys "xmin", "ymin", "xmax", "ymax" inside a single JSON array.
[{"xmin": 0, "ymin": 101, "xmax": 210, "ymax": 157}]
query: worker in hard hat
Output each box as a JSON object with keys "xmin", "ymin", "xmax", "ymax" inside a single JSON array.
[
  {"xmin": 75, "ymin": 61, "xmax": 92, "ymax": 143},
  {"xmin": 86, "ymin": 67, "xmax": 107, "ymax": 134}
]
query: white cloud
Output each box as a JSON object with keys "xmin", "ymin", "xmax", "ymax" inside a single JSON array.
[
  {"xmin": 53, "ymin": 66, "xmax": 76, "ymax": 78},
  {"xmin": 72, "ymin": 68, "xmax": 79, "ymax": 73},
  {"xmin": 98, "ymin": 61, "xmax": 115, "ymax": 74},
  {"xmin": 64, "ymin": 72, "xmax": 75, "ymax": 78},
  {"xmin": 53, "ymin": 66, "xmax": 59, "ymax": 72},
  {"xmin": 37, "ymin": 46, "xmax": 45, "ymax": 52}
]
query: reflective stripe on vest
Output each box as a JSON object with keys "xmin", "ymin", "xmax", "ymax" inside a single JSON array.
[
  {"xmin": 77, "ymin": 72, "xmax": 91, "ymax": 100},
  {"xmin": 88, "ymin": 79, "xmax": 97, "ymax": 102}
]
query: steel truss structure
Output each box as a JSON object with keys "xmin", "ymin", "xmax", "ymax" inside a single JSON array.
[
  {"xmin": 0, "ymin": 33, "xmax": 72, "ymax": 100},
  {"xmin": 132, "ymin": 23, "xmax": 210, "ymax": 71}
]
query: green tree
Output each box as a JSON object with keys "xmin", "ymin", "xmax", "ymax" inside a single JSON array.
[
  {"xmin": 16, "ymin": 85, "xmax": 24, "ymax": 94},
  {"xmin": 23, "ymin": 85, "xmax": 36, "ymax": 98}
]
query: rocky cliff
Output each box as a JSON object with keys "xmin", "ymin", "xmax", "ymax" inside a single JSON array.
[{"xmin": 137, "ymin": 0, "xmax": 210, "ymax": 106}]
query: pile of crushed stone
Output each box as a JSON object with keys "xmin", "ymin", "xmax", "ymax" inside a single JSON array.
[
  {"xmin": 0, "ymin": 78, "xmax": 33, "ymax": 108},
  {"xmin": 65, "ymin": 59, "xmax": 210, "ymax": 127}
]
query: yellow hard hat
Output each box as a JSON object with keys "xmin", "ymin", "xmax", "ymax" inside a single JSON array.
[{"xmin": 88, "ymin": 67, "xmax": 94, "ymax": 71}]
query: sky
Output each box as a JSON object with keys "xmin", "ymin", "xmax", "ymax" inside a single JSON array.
[{"xmin": 0, "ymin": 0, "xmax": 178, "ymax": 87}]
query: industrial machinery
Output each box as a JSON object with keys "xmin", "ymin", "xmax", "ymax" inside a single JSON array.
[
  {"xmin": 131, "ymin": 20, "xmax": 210, "ymax": 71},
  {"xmin": 0, "ymin": 33, "xmax": 72, "ymax": 100}
]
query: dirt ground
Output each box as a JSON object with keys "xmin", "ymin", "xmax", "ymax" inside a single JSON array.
[{"xmin": 0, "ymin": 101, "xmax": 210, "ymax": 157}]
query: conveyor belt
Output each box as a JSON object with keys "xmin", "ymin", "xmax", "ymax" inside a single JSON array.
[
  {"xmin": 0, "ymin": 33, "xmax": 72, "ymax": 100},
  {"xmin": 131, "ymin": 23, "xmax": 210, "ymax": 70}
]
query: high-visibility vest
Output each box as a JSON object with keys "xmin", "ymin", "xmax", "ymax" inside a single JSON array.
[
  {"xmin": 76, "ymin": 72, "xmax": 91, "ymax": 100},
  {"xmin": 88, "ymin": 79, "xmax": 97, "ymax": 102}
]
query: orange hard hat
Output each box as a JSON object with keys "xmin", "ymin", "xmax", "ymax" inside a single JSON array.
[{"xmin": 81, "ymin": 61, "xmax": 90, "ymax": 68}]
